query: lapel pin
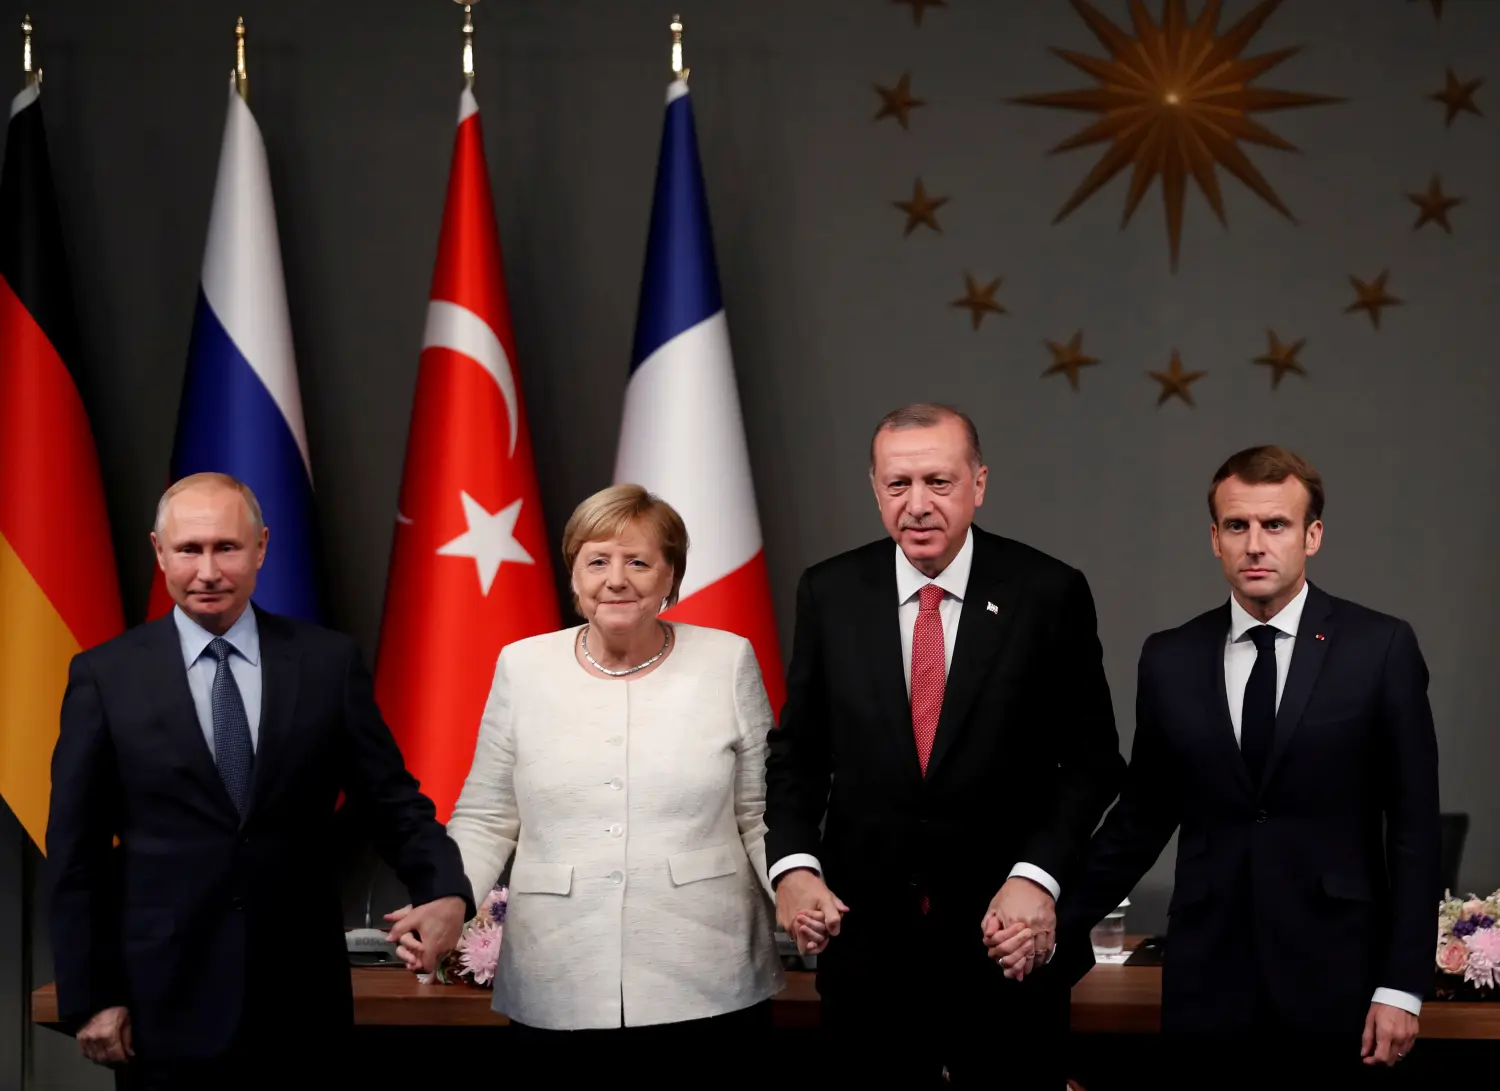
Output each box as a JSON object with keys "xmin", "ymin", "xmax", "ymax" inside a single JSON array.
[
  {"xmin": 986, "ymin": 601, "xmax": 999, "ymax": 615},
  {"xmin": 1315, "ymin": 633, "xmax": 1325, "ymax": 640}
]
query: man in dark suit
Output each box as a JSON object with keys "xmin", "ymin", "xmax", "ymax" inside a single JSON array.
[
  {"xmin": 1024, "ymin": 446, "xmax": 1440, "ymax": 1087},
  {"xmin": 764, "ymin": 404, "xmax": 1124, "ymax": 1087},
  {"xmin": 45, "ymin": 472, "xmax": 474, "ymax": 1089}
]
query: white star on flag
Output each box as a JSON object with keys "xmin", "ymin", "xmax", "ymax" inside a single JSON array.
[{"xmin": 435, "ymin": 491, "xmax": 534, "ymax": 594}]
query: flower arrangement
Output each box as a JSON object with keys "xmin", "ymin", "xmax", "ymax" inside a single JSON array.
[
  {"xmin": 433, "ymin": 883, "xmax": 506, "ymax": 987},
  {"xmin": 1434, "ymin": 888, "xmax": 1500, "ymax": 1000}
]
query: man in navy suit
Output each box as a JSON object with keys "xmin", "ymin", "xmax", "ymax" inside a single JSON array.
[
  {"xmin": 997, "ymin": 446, "xmax": 1441, "ymax": 1087},
  {"xmin": 45, "ymin": 473, "xmax": 473, "ymax": 1089}
]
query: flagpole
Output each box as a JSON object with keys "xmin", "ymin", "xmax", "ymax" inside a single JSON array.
[
  {"xmin": 21, "ymin": 13, "xmax": 38, "ymax": 87},
  {"xmin": 670, "ymin": 13, "xmax": 689, "ymax": 81},
  {"xmin": 457, "ymin": 1, "xmax": 479, "ymax": 89},
  {"xmin": 17, "ymin": 27, "xmax": 38, "ymax": 1085},
  {"xmin": 234, "ymin": 16, "xmax": 247, "ymax": 101},
  {"xmin": 16, "ymin": 29, "xmax": 37, "ymax": 1087}
]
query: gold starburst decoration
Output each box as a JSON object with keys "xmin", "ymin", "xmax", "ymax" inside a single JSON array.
[{"xmin": 1011, "ymin": 0, "xmax": 1342, "ymax": 271}]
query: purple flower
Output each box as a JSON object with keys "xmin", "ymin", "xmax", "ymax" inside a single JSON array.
[
  {"xmin": 1454, "ymin": 918, "xmax": 1478, "ymax": 938},
  {"xmin": 1477, "ymin": 915, "xmax": 1495, "ymax": 930},
  {"xmin": 480, "ymin": 883, "xmax": 508, "ymax": 924}
]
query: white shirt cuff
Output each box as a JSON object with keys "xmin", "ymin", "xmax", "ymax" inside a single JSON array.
[
  {"xmin": 768, "ymin": 854, "xmax": 822, "ymax": 886},
  {"xmin": 1008, "ymin": 862, "xmax": 1060, "ymax": 901},
  {"xmin": 1371, "ymin": 988, "xmax": 1422, "ymax": 1016}
]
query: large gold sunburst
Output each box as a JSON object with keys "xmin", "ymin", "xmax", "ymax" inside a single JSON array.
[{"xmin": 1012, "ymin": 0, "xmax": 1342, "ymax": 270}]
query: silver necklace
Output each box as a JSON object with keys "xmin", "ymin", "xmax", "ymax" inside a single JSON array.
[{"xmin": 581, "ymin": 622, "xmax": 671, "ymax": 677}]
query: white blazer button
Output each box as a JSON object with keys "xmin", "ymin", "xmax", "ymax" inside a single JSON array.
[
  {"xmin": 609, "ymin": 870, "xmax": 623, "ymax": 884},
  {"xmin": 609, "ymin": 777, "xmax": 623, "ymax": 790},
  {"xmin": 609, "ymin": 823, "xmax": 624, "ymax": 837},
  {"xmin": 607, "ymin": 735, "xmax": 623, "ymax": 746}
]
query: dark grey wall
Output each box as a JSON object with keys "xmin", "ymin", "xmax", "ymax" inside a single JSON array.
[{"xmin": 6, "ymin": 1, "xmax": 1499, "ymax": 1085}]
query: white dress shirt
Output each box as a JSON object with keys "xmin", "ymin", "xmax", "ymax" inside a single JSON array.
[
  {"xmin": 1223, "ymin": 582, "xmax": 1420, "ymax": 1017},
  {"xmin": 769, "ymin": 528, "xmax": 1062, "ymax": 901},
  {"xmin": 173, "ymin": 605, "xmax": 262, "ymax": 755}
]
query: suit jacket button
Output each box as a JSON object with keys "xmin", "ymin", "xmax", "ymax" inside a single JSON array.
[
  {"xmin": 1255, "ymin": 810, "xmax": 1268, "ymax": 823},
  {"xmin": 231, "ymin": 897, "xmax": 244, "ymax": 910}
]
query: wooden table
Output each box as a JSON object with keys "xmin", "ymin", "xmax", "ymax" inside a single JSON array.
[{"xmin": 31, "ymin": 946, "xmax": 1500, "ymax": 1039}]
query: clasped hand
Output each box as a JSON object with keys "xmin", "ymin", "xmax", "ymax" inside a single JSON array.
[
  {"xmin": 982, "ymin": 876, "xmax": 1056, "ymax": 981},
  {"xmin": 774, "ymin": 869, "xmax": 850, "ymax": 956},
  {"xmin": 383, "ymin": 895, "xmax": 469, "ymax": 973}
]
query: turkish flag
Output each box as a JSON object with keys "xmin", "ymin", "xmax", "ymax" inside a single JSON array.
[{"xmin": 374, "ymin": 87, "xmax": 560, "ymax": 823}]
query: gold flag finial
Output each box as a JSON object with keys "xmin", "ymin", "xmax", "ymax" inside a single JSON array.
[
  {"xmin": 460, "ymin": 2, "xmax": 477, "ymax": 88},
  {"xmin": 670, "ymin": 14, "xmax": 688, "ymax": 82},
  {"xmin": 234, "ymin": 17, "xmax": 248, "ymax": 101},
  {"xmin": 22, "ymin": 14, "xmax": 39, "ymax": 87}
]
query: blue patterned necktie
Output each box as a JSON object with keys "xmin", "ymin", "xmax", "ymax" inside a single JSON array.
[{"xmin": 207, "ymin": 637, "xmax": 254, "ymax": 817}]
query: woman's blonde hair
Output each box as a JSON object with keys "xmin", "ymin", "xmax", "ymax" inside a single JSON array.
[{"xmin": 562, "ymin": 484, "xmax": 689, "ymax": 611}]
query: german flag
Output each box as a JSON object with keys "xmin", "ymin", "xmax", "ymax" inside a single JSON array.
[{"xmin": 0, "ymin": 80, "xmax": 123, "ymax": 851}]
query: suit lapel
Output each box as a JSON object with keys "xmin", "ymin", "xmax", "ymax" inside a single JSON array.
[
  {"xmin": 1201, "ymin": 605, "xmax": 1253, "ymax": 796},
  {"xmin": 856, "ymin": 549, "xmax": 920, "ymax": 779},
  {"xmin": 1261, "ymin": 584, "xmax": 1334, "ymax": 789},
  {"xmin": 142, "ymin": 615, "xmax": 240, "ymax": 820},
  {"xmin": 247, "ymin": 606, "xmax": 301, "ymax": 818},
  {"xmin": 926, "ymin": 532, "xmax": 1020, "ymax": 779}
]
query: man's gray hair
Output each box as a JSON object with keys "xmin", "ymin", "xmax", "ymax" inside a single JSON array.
[
  {"xmin": 154, "ymin": 473, "xmax": 266, "ymax": 536},
  {"xmin": 869, "ymin": 403, "xmax": 984, "ymax": 470}
]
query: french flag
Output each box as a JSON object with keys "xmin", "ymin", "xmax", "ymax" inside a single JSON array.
[
  {"xmin": 614, "ymin": 76, "xmax": 784, "ymax": 713},
  {"xmin": 148, "ymin": 77, "xmax": 319, "ymax": 621}
]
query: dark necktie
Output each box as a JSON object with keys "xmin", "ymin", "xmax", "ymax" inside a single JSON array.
[
  {"xmin": 208, "ymin": 637, "xmax": 255, "ymax": 817},
  {"xmin": 1240, "ymin": 625, "xmax": 1279, "ymax": 786}
]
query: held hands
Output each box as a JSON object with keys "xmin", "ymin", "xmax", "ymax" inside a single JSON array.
[
  {"xmin": 383, "ymin": 895, "xmax": 468, "ymax": 974},
  {"xmin": 981, "ymin": 877, "xmax": 1056, "ymax": 981},
  {"xmin": 1361, "ymin": 1002, "xmax": 1418, "ymax": 1066},
  {"xmin": 76, "ymin": 1005, "xmax": 132, "ymax": 1067},
  {"xmin": 774, "ymin": 869, "xmax": 850, "ymax": 956}
]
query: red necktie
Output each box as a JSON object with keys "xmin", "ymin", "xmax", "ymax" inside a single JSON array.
[
  {"xmin": 911, "ymin": 583, "xmax": 946, "ymax": 775},
  {"xmin": 911, "ymin": 584, "xmax": 946, "ymax": 914}
]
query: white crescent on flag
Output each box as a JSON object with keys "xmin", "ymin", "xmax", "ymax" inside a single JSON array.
[{"xmin": 421, "ymin": 299, "xmax": 518, "ymax": 458}]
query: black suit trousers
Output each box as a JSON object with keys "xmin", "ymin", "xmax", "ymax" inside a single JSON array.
[{"xmin": 817, "ymin": 910, "xmax": 1070, "ymax": 1089}]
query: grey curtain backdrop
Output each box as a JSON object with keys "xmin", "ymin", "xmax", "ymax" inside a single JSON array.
[{"xmin": 3, "ymin": 1, "xmax": 1496, "ymax": 1085}]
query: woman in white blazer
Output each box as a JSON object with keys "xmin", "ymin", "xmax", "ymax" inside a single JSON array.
[{"xmin": 432, "ymin": 484, "xmax": 784, "ymax": 1057}]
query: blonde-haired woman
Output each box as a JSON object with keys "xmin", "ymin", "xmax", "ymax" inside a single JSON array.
[{"xmin": 429, "ymin": 485, "xmax": 783, "ymax": 1064}]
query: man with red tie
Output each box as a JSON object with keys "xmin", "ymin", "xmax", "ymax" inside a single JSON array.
[{"xmin": 764, "ymin": 403, "xmax": 1124, "ymax": 1088}]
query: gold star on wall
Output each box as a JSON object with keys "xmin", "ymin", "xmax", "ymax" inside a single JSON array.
[
  {"xmin": 1010, "ymin": 0, "xmax": 1341, "ymax": 271},
  {"xmin": 1407, "ymin": 174, "xmax": 1464, "ymax": 233},
  {"xmin": 893, "ymin": 178, "xmax": 948, "ymax": 235},
  {"xmin": 1042, "ymin": 331, "xmax": 1100, "ymax": 390},
  {"xmin": 874, "ymin": 73, "xmax": 925, "ymax": 130},
  {"xmin": 893, "ymin": 0, "xmax": 947, "ymax": 27},
  {"xmin": 950, "ymin": 273, "xmax": 1006, "ymax": 329},
  {"xmin": 1429, "ymin": 68, "xmax": 1483, "ymax": 127},
  {"xmin": 1410, "ymin": 0, "xmax": 1444, "ymax": 21},
  {"xmin": 1254, "ymin": 331, "xmax": 1307, "ymax": 388},
  {"xmin": 1345, "ymin": 270, "xmax": 1403, "ymax": 329},
  {"xmin": 1148, "ymin": 350, "xmax": 1204, "ymax": 407}
]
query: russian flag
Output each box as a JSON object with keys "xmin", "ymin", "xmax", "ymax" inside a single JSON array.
[
  {"xmin": 614, "ymin": 77, "xmax": 784, "ymax": 713},
  {"xmin": 147, "ymin": 77, "xmax": 319, "ymax": 621}
]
